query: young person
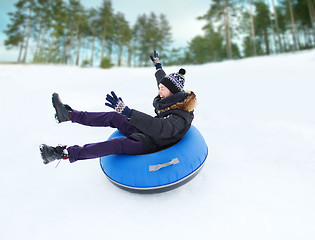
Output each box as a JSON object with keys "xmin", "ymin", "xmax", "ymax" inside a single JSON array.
[{"xmin": 40, "ymin": 51, "xmax": 197, "ymax": 164}]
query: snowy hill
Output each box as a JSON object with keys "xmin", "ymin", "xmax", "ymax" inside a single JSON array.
[{"xmin": 1, "ymin": 50, "xmax": 315, "ymax": 240}]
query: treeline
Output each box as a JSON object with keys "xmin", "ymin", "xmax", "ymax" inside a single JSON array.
[
  {"xmin": 186, "ymin": 0, "xmax": 315, "ymax": 64},
  {"xmin": 4, "ymin": 0, "xmax": 172, "ymax": 67},
  {"xmin": 4, "ymin": 0, "xmax": 315, "ymax": 67}
]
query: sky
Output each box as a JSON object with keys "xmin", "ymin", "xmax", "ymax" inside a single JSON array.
[{"xmin": 0, "ymin": 0, "xmax": 210, "ymax": 62}]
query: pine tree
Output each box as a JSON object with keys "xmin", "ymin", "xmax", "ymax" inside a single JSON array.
[
  {"xmin": 33, "ymin": 0, "xmax": 52, "ymax": 63},
  {"xmin": 270, "ymin": 0, "xmax": 284, "ymax": 52},
  {"xmin": 113, "ymin": 12, "xmax": 132, "ymax": 66},
  {"xmin": 307, "ymin": 0, "xmax": 315, "ymax": 43},
  {"xmin": 49, "ymin": 0, "xmax": 67, "ymax": 63},
  {"xmin": 198, "ymin": 0, "xmax": 237, "ymax": 60},
  {"xmin": 224, "ymin": 0, "xmax": 232, "ymax": 59},
  {"xmin": 288, "ymin": 0, "xmax": 299, "ymax": 50},
  {"xmin": 4, "ymin": 4, "xmax": 26, "ymax": 62},
  {"xmin": 133, "ymin": 14, "xmax": 149, "ymax": 65},
  {"xmin": 87, "ymin": 8, "xmax": 98, "ymax": 66},
  {"xmin": 75, "ymin": 8, "xmax": 88, "ymax": 66},
  {"xmin": 294, "ymin": 0, "xmax": 315, "ymax": 48},
  {"xmin": 62, "ymin": 1, "xmax": 87, "ymax": 66},
  {"xmin": 164, "ymin": 48, "xmax": 184, "ymax": 66},
  {"xmin": 21, "ymin": 0, "xmax": 34, "ymax": 63},
  {"xmin": 98, "ymin": 0, "xmax": 114, "ymax": 65},
  {"xmin": 254, "ymin": 0, "xmax": 271, "ymax": 55},
  {"xmin": 188, "ymin": 24, "xmax": 225, "ymax": 64},
  {"xmin": 249, "ymin": 0, "xmax": 257, "ymax": 56},
  {"xmin": 158, "ymin": 14, "xmax": 173, "ymax": 52},
  {"xmin": 133, "ymin": 13, "xmax": 172, "ymax": 66},
  {"xmin": 4, "ymin": 0, "xmax": 35, "ymax": 63}
]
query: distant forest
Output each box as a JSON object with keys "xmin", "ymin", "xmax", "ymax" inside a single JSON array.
[{"xmin": 4, "ymin": 0, "xmax": 315, "ymax": 67}]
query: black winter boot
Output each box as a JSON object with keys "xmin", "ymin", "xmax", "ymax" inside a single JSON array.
[
  {"xmin": 52, "ymin": 93, "xmax": 72, "ymax": 123},
  {"xmin": 40, "ymin": 144, "xmax": 68, "ymax": 164}
]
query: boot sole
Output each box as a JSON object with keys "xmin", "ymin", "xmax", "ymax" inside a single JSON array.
[
  {"xmin": 39, "ymin": 144, "xmax": 49, "ymax": 164},
  {"xmin": 52, "ymin": 93, "xmax": 69, "ymax": 123}
]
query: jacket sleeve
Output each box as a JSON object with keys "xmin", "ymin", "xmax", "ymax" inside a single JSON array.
[
  {"xmin": 128, "ymin": 109, "xmax": 186, "ymax": 139},
  {"xmin": 155, "ymin": 69, "xmax": 166, "ymax": 86}
]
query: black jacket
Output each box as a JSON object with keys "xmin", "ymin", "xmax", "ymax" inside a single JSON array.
[{"xmin": 127, "ymin": 70, "xmax": 196, "ymax": 153}]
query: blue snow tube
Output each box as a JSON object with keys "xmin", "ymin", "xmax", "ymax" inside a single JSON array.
[{"xmin": 100, "ymin": 125, "xmax": 208, "ymax": 193}]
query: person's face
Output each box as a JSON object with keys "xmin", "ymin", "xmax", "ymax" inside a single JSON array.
[{"xmin": 158, "ymin": 83, "xmax": 173, "ymax": 100}]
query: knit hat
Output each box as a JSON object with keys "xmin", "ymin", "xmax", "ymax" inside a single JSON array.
[{"xmin": 160, "ymin": 68, "xmax": 186, "ymax": 94}]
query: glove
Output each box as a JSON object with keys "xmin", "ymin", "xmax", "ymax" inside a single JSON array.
[
  {"xmin": 150, "ymin": 50, "xmax": 162, "ymax": 70},
  {"xmin": 105, "ymin": 91, "xmax": 132, "ymax": 118}
]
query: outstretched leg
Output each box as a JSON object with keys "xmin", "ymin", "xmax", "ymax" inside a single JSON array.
[
  {"xmin": 67, "ymin": 138, "xmax": 147, "ymax": 163},
  {"xmin": 70, "ymin": 110, "xmax": 136, "ymax": 137},
  {"xmin": 51, "ymin": 93, "xmax": 135, "ymax": 137}
]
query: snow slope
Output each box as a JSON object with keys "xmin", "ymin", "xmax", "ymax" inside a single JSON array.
[{"xmin": 1, "ymin": 50, "xmax": 315, "ymax": 240}]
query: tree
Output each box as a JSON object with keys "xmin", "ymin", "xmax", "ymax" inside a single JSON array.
[
  {"xmin": 224, "ymin": 0, "xmax": 233, "ymax": 59},
  {"xmin": 21, "ymin": 0, "xmax": 34, "ymax": 62},
  {"xmin": 133, "ymin": 13, "xmax": 172, "ymax": 66},
  {"xmin": 294, "ymin": 0, "xmax": 315, "ymax": 48},
  {"xmin": 32, "ymin": 0, "xmax": 53, "ymax": 63},
  {"xmin": 288, "ymin": 0, "xmax": 299, "ymax": 50},
  {"xmin": 4, "ymin": 0, "xmax": 35, "ymax": 63},
  {"xmin": 270, "ymin": 0, "xmax": 284, "ymax": 52},
  {"xmin": 75, "ymin": 8, "xmax": 88, "ymax": 66},
  {"xmin": 49, "ymin": 0, "xmax": 67, "ymax": 63},
  {"xmin": 249, "ymin": 0, "xmax": 257, "ymax": 56},
  {"xmin": 87, "ymin": 8, "xmax": 98, "ymax": 66},
  {"xmin": 157, "ymin": 14, "xmax": 172, "ymax": 51},
  {"xmin": 163, "ymin": 48, "xmax": 185, "ymax": 66},
  {"xmin": 198, "ymin": 0, "xmax": 238, "ymax": 60},
  {"xmin": 4, "ymin": 4, "xmax": 26, "ymax": 62},
  {"xmin": 133, "ymin": 14, "xmax": 149, "ymax": 65},
  {"xmin": 188, "ymin": 36, "xmax": 210, "ymax": 64},
  {"xmin": 307, "ymin": 0, "xmax": 315, "ymax": 42},
  {"xmin": 112, "ymin": 12, "xmax": 132, "ymax": 66},
  {"xmin": 188, "ymin": 24, "xmax": 225, "ymax": 64},
  {"xmin": 63, "ymin": 0, "xmax": 85, "ymax": 64},
  {"xmin": 254, "ymin": 0, "xmax": 271, "ymax": 55},
  {"xmin": 98, "ymin": 0, "xmax": 114, "ymax": 64}
]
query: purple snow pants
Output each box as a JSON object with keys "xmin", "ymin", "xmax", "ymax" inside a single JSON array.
[{"xmin": 67, "ymin": 110, "xmax": 147, "ymax": 163}]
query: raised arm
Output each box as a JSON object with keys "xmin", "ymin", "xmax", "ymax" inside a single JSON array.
[
  {"xmin": 150, "ymin": 50, "xmax": 167, "ymax": 86},
  {"xmin": 150, "ymin": 50, "xmax": 162, "ymax": 70}
]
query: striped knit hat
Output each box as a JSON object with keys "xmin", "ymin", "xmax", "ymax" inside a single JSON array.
[{"xmin": 160, "ymin": 68, "xmax": 186, "ymax": 94}]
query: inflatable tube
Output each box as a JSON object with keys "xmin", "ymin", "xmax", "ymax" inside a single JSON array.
[{"xmin": 100, "ymin": 125, "xmax": 208, "ymax": 193}]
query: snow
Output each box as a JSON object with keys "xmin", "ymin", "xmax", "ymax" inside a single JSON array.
[{"xmin": 1, "ymin": 50, "xmax": 315, "ymax": 240}]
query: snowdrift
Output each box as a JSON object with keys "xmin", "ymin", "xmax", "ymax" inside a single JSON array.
[{"xmin": 0, "ymin": 50, "xmax": 315, "ymax": 240}]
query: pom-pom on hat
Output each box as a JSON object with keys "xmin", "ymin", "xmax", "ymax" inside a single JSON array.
[{"xmin": 160, "ymin": 68, "xmax": 186, "ymax": 94}]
